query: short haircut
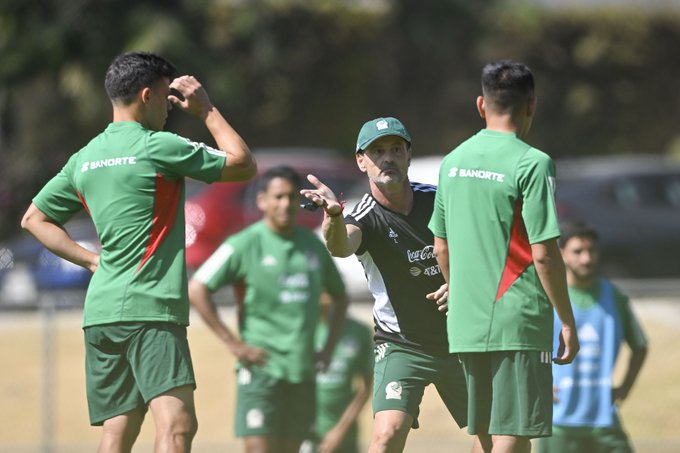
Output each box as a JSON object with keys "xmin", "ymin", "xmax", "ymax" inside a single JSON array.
[
  {"xmin": 481, "ymin": 60, "xmax": 535, "ymax": 114},
  {"xmin": 558, "ymin": 221, "xmax": 599, "ymax": 248},
  {"xmin": 104, "ymin": 51, "xmax": 176, "ymax": 104},
  {"xmin": 257, "ymin": 165, "xmax": 303, "ymax": 193}
]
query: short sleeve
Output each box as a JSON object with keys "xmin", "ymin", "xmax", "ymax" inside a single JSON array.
[
  {"xmin": 428, "ymin": 156, "xmax": 448, "ymax": 238},
  {"xmin": 517, "ymin": 150, "xmax": 560, "ymax": 244},
  {"xmin": 147, "ymin": 132, "xmax": 226, "ymax": 183},
  {"xmin": 192, "ymin": 237, "xmax": 243, "ymax": 291},
  {"xmin": 615, "ymin": 291, "xmax": 648, "ymax": 351},
  {"xmin": 33, "ymin": 156, "xmax": 84, "ymax": 224}
]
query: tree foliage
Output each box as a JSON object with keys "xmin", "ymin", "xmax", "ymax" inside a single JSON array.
[{"xmin": 1, "ymin": 0, "xmax": 679, "ymax": 238}]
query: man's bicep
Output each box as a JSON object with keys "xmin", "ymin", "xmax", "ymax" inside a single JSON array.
[{"xmin": 345, "ymin": 224, "xmax": 363, "ymax": 254}]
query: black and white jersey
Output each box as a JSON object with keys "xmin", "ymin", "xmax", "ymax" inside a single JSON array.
[{"xmin": 345, "ymin": 182, "xmax": 449, "ymax": 355}]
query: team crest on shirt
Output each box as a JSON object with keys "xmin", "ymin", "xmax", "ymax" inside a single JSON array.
[
  {"xmin": 246, "ymin": 408, "xmax": 264, "ymax": 428},
  {"xmin": 388, "ymin": 228, "xmax": 399, "ymax": 243},
  {"xmin": 341, "ymin": 338, "xmax": 359, "ymax": 356},
  {"xmin": 237, "ymin": 368, "xmax": 252, "ymax": 385},
  {"xmin": 385, "ymin": 381, "xmax": 403, "ymax": 400},
  {"xmin": 304, "ymin": 252, "xmax": 320, "ymax": 271},
  {"xmin": 261, "ymin": 255, "xmax": 277, "ymax": 266}
]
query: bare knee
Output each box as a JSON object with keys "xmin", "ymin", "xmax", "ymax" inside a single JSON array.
[
  {"xmin": 161, "ymin": 408, "xmax": 198, "ymax": 443},
  {"xmin": 99, "ymin": 410, "xmax": 145, "ymax": 453},
  {"xmin": 369, "ymin": 411, "xmax": 412, "ymax": 453},
  {"xmin": 149, "ymin": 385, "xmax": 198, "ymax": 450}
]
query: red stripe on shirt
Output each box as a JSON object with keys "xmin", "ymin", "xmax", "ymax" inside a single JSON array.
[
  {"xmin": 137, "ymin": 173, "xmax": 182, "ymax": 272},
  {"xmin": 495, "ymin": 199, "xmax": 533, "ymax": 301},
  {"xmin": 77, "ymin": 191, "xmax": 91, "ymax": 216}
]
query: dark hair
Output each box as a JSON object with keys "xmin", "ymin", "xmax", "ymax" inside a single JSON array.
[
  {"xmin": 558, "ymin": 221, "xmax": 599, "ymax": 248},
  {"xmin": 104, "ymin": 51, "xmax": 176, "ymax": 104},
  {"xmin": 481, "ymin": 60, "xmax": 535, "ymax": 114},
  {"xmin": 257, "ymin": 165, "xmax": 303, "ymax": 193}
]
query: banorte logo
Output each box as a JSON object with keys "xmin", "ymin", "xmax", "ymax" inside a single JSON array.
[{"xmin": 407, "ymin": 245, "xmax": 434, "ymax": 263}]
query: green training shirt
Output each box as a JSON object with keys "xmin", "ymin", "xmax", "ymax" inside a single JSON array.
[
  {"xmin": 429, "ymin": 129, "xmax": 560, "ymax": 352},
  {"xmin": 315, "ymin": 317, "xmax": 373, "ymax": 446},
  {"xmin": 193, "ymin": 221, "xmax": 346, "ymax": 382},
  {"xmin": 33, "ymin": 121, "xmax": 226, "ymax": 327}
]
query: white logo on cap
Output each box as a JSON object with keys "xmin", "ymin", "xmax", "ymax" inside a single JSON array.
[{"xmin": 376, "ymin": 120, "xmax": 389, "ymax": 130}]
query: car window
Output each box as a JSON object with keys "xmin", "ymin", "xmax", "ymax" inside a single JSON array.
[{"xmin": 614, "ymin": 174, "xmax": 680, "ymax": 207}]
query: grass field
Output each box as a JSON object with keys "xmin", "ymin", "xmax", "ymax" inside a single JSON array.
[{"xmin": 1, "ymin": 299, "xmax": 679, "ymax": 452}]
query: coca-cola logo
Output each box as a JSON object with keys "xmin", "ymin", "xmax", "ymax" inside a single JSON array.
[{"xmin": 406, "ymin": 245, "xmax": 434, "ymax": 263}]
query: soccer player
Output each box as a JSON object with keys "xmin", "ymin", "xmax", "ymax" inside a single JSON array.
[
  {"xmin": 428, "ymin": 60, "xmax": 579, "ymax": 453},
  {"xmin": 301, "ymin": 117, "xmax": 468, "ymax": 453},
  {"xmin": 538, "ymin": 222, "xmax": 648, "ymax": 453},
  {"xmin": 303, "ymin": 296, "xmax": 373, "ymax": 453},
  {"xmin": 188, "ymin": 165, "xmax": 349, "ymax": 453},
  {"xmin": 20, "ymin": 51, "xmax": 256, "ymax": 452}
]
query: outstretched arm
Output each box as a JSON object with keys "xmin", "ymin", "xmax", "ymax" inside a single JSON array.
[
  {"xmin": 300, "ymin": 174, "xmax": 362, "ymax": 257},
  {"xmin": 532, "ymin": 239, "xmax": 579, "ymax": 364},
  {"xmin": 169, "ymin": 75, "xmax": 256, "ymax": 182},
  {"xmin": 21, "ymin": 203, "xmax": 99, "ymax": 273},
  {"xmin": 188, "ymin": 279, "xmax": 267, "ymax": 367}
]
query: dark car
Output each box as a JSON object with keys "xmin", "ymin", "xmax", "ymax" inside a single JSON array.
[
  {"xmin": 184, "ymin": 147, "xmax": 366, "ymax": 269},
  {"xmin": 0, "ymin": 217, "xmax": 99, "ymax": 307},
  {"xmin": 555, "ymin": 154, "xmax": 680, "ymax": 278}
]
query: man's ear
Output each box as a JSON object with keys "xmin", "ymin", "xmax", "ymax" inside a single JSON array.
[
  {"xmin": 256, "ymin": 191, "xmax": 266, "ymax": 212},
  {"xmin": 355, "ymin": 153, "xmax": 367, "ymax": 173},
  {"xmin": 140, "ymin": 87, "xmax": 152, "ymax": 104},
  {"xmin": 476, "ymin": 96, "xmax": 486, "ymax": 119}
]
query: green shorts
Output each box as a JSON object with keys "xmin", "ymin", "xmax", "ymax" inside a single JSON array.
[
  {"xmin": 536, "ymin": 420, "xmax": 633, "ymax": 453},
  {"xmin": 459, "ymin": 351, "xmax": 553, "ymax": 438},
  {"xmin": 84, "ymin": 322, "xmax": 196, "ymax": 426},
  {"xmin": 372, "ymin": 342, "xmax": 467, "ymax": 429},
  {"xmin": 235, "ymin": 367, "xmax": 315, "ymax": 439}
]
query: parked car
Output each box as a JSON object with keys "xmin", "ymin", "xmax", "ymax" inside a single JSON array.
[
  {"xmin": 0, "ymin": 216, "xmax": 99, "ymax": 307},
  {"xmin": 555, "ymin": 154, "xmax": 680, "ymax": 278},
  {"xmin": 185, "ymin": 147, "xmax": 366, "ymax": 269}
]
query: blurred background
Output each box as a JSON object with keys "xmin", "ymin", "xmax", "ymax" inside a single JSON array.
[{"xmin": 1, "ymin": 0, "xmax": 680, "ymax": 451}]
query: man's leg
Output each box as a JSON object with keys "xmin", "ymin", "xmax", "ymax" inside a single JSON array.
[
  {"xmin": 241, "ymin": 436, "xmax": 303, "ymax": 453},
  {"xmin": 98, "ymin": 408, "xmax": 145, "ymax": 453},
  {"xmin": 148, "ymin": 384, "xmax": 198, "ymax": 453},
  {"xmin": 371, "ymin": 343, "xmax": 430, "ymax": 453},
  {"xmin": 368, "ymin": 410, "xmax": 413, "ymax": 453},
  {"xmin": 243, "ymin": 435, "xmax": 271, "ymax": 453},
  {"xmin": 472, "ymin": 433, "xmax": 491, "ymax": 453},
  {"xmin": 471, "ymin": 433, "xmax": 531, "ymax": 453}
]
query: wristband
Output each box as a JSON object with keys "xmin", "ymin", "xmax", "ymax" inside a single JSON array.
[
  {"xmin": 324, "ymin": 207, "xmax": 344, "ymax": 218},
  {"xmin": 324, "ymin": 192, "xmax": 346, "ymax": 218}
]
